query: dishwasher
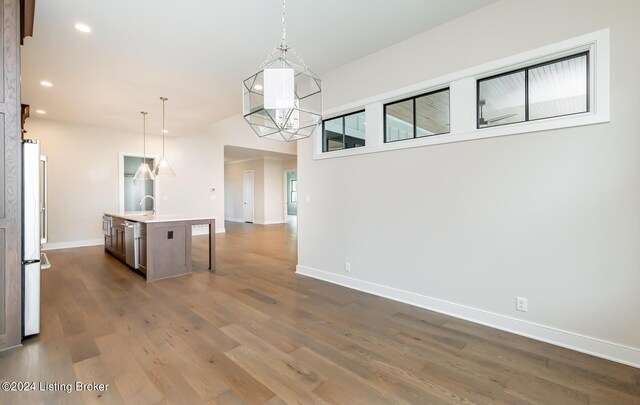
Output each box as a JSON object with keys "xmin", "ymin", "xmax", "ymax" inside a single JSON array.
[{"xmin": 124, "ymin": 221, "xmax": 141, "ymax": 269}]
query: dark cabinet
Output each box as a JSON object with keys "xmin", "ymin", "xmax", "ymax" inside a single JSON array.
[
  {"xmin": 105, "ymin": 218, "xmax": 126, "ymax": 261},
  {"xmin": 105, "ymin": 218, "xmax": 147, "ymax": 273}
]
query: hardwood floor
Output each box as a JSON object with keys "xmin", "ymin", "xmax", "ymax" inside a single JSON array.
[{"xmin": 0, "ymin": 221, "xmax": 638, "ymax": 404}]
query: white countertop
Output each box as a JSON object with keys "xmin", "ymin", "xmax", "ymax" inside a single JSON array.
[{"xmin": 104, "ymin": 212, "xmax": 216, "ymax": 224}]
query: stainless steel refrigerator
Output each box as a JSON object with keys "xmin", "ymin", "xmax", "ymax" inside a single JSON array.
[{"xmin": 22, "ymin": 139, "xmax": 48, "ymax": 337}]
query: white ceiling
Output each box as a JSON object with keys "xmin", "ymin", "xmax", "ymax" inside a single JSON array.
[
  {"xmin": 224, "ymin": 146, "xmax": 295, "ymax": 164},
  {"xmin": 21, "ymin": 0, "xmax": 495, "ymax": 136}
]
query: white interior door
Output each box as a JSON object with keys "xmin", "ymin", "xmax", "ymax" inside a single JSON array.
[{"xmin": 243, "ymin": 171, "xmax": 255, "ymax": 223}]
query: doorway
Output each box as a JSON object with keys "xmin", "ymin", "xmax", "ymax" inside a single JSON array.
[
  {"xmin": 119, "ymin": 154, "xmax": 157, "ymax": 212},
  {"xmin": 223, "ymin": 146, "xmax": 296, "ymax": 225},
  {"xmin": 243, "ymin": 170, "xmax": 255, "ymax": 223}
]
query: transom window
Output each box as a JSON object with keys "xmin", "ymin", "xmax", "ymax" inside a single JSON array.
[
  {"xmin": 322, "ymin": 110, "xmax": 366, "ymax": 152},
  {"xmin": 477, "ymin": 52, "xmax": 589, "ymax": 128},
  {"xmin": 384, "ymin": 88, "xmax": 450, "ymax": 143}
]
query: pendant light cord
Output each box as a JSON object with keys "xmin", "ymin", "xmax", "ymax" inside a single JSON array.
[
  {"xmin": 259, "ymin": 0, "xmax": 308, "ymax": 69},
  {"xmin": 141, "ymin": 111, "xmax": 148, "ymax": 165},
  {"xmin": 160, "ymin": 97, "xmax": 167, "ymax": 158}
]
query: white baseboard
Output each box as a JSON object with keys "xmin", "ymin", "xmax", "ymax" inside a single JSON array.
[
  {"xmin": 225, "ymin": 217, "xmax": 285, "ymax": 225},
  {"xmin": 225, "ymin": 217, "xmax": 244, "ymax": 223},
  {"xmin": 43, "ymin": 239, "xmax": 103, "ymax": 251},
  {"xmin": 255, "ymin": 220, "xmax": 285, "ymax": 225},
  {"xmin": 296, "ymin": 264, "xmax": 640, "ymax": 369}
]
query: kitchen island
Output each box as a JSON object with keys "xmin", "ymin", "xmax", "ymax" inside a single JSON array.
[{"xmin": 102, "ymin": 212, "xmax": 216, "ymax": 282}]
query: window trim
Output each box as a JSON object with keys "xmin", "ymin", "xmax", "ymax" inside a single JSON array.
[
  {"xmin": 383, "ymin": 87, "xmax": 450, "ymax": 143},
  {"xmin": 322, "ymin": 109, "xmax": 366, "ymax": 153},
  {"xmin": 476, "ymin": 51, "xmax": 590, "ymax": 129}
]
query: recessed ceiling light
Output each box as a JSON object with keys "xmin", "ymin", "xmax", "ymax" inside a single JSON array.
[
  {"xmin": 74, "ymin": 23, "xmax": 91, "ymax": 33},
  {"xmin": 254, "ymin": 84, "xmax": 263, "ymax": 90},
  {"xmin": 162, "ymin": 129, "xmax": 169, "ymax": 134},
  {"xmin": 40, "ymin": 81, "xmax": 53, "ymax": 87},
  {"xmin": 35, "ymin": 110, "xmax": 46, "ymax": 114}
]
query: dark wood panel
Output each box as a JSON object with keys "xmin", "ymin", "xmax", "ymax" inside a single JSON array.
[
  {"xmin": 0, "ymin": 1, "xmax": 4, "ymax": 103},
  {"xmin": 0, "ymin": 0, "xmax": 21, "ymax": 351},
  {"xmin": 0, "ymin": 112, "xmax": 4, "ymax": 218},
  {"xmin": 19, "ymin": 0, "xmax": 34, "ymax": 44}
]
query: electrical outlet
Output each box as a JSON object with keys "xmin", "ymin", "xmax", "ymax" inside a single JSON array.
[
  {"xmin": 516, "ymin": 296, "xmax": 528, "ymax": 312},
  {"xmin": 344, "ymin": 262, "xmax": 351, "ymax": 272}
]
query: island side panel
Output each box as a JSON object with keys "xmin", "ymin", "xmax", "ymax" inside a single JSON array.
[
  {"xmin": 138, "ymin": 223, "xmax": 147, "ymax": 275},
  {"xmin": 189, "ymin": 218, "xmax": 216, "ymax": 271},
  {"xmin": 210, "ymin": 219, "xmax": 216, "ymax": 271},
  {"xmin": 146, "ymin": 221, "xmax": 191, "ymax": 282}
]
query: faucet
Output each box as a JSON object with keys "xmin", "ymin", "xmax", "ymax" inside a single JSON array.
[{"xmin": 139, "ymin": 195, "xmax": 156, "ymax": 215}]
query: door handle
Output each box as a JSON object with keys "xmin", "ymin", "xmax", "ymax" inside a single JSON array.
[{"xmin": 41, "ymin": 155, "xmax": 48, "ymax": 244}]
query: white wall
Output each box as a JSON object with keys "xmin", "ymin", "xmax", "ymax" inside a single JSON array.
[
  {"xmin": 264, "ymin": 158, "xmax": 296, "ymax": 224},
  {"xmin": 25, "ymin": 118, "xmax": 163, "ymax": 247},
  {"xmin": 224, "ymin": 159, "xmax": 265, "ymax": 223},
  {"xmin": 27, "ymin": 114, "xmax": 295, "ymax": 246},
  {"xmin": 296, "ymin": 0, "xmax": 640, "ymax": 367},
  {"xmin": 224, "ymin": 157, "xmax": 296, "ymax": 224}
]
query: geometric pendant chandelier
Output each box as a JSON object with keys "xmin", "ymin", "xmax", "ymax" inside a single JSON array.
[{"xmin": 242, "ymin": 0, "xmax": 322, "ymax": 142}]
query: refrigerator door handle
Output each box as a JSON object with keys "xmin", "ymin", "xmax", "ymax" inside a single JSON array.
[
  {"xmin": 22, "ymin": 259, "xmax": 40, "ymax": 265},
  {"xmin": 40, "ymin": 155, "xmax": 48, "ymax": 245}
]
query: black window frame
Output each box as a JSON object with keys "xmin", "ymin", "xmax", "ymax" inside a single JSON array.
[
  {"xmin": 383, "ymin": 87, "xmax": 450, "ymax": 144},
  {"xmin": 321, "ymin": 110, "xmax": 366, "ymax": 153},
  {"xmin": 477, "ymin": 51, "xmax": 590, "ymax": 129}
]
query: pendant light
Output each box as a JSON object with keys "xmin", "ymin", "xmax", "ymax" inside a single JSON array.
[
  {"xmin": 153, "ymin": 96, "xmax": 176, "ymax": 177},
  {"xmin": 133, "ymin": 111, "xmax": 155, "ymax": 181},
  {"xmin": 242, "ymin": 0, "xmax": 322, "ymax": 142}
]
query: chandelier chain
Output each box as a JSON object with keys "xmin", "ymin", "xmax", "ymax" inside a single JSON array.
[
  {"xmin": 281, "ymin": 0, "xmax": 286, "ymax": 47},
  {"xmin": 259, "ymin": 0, "xmax": 308, "ymax": 70}
]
